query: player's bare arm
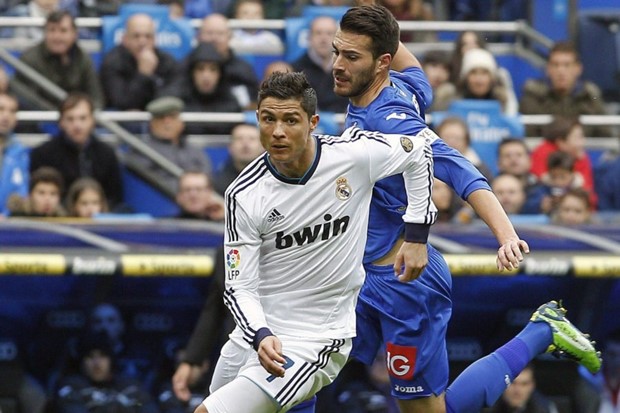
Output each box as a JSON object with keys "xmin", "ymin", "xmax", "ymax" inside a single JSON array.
[
  {"xmin": 466, "ymin": 190, "xmax": 530, "ymax": 270},
  {"xmin": 257, "ymin": 335, "xmax": 286, "ymax": 377},
  {"xmin": 394, "ymin": 242, "xmax": 428, "ymax": 282}
]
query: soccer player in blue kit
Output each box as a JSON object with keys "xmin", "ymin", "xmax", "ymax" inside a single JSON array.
[{"xmin": 329, "ymin": 4, "xmax": 601, "ymax": 413}]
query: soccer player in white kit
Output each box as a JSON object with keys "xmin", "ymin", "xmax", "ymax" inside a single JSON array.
[{"xmin": 195, "ymin": 71, "xmax": 438, "ymax": 413}]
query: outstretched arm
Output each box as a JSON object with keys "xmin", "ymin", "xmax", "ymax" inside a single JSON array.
[{"xmin": 466, "ymin": 189, "xmax": 530, "ymax": 270}]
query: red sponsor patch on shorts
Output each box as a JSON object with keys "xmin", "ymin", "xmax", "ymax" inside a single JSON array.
[{"xmin": 386, "ymin": 342, "xmax": 417, "ymax": 380}]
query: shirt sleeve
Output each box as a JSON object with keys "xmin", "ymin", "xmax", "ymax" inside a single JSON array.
[
  {"xmin": 222, "ymin": 194, "xmax": 269, "ymax": 348},
  {"xmin": 350, "ymin": 127, "xmax": 437, "ymax": 242}
]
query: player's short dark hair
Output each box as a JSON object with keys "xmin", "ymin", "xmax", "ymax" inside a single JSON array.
[
  {"xmin": 258, "ymin": 71, "xmax": 317, "ymax": 119},
  {"xmin": 339, "ymin": 5, "xmax": 399, "ymax": 60}
]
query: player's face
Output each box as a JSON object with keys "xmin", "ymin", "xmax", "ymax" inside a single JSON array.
[
  {"xmin": 332, "ymin": 30, "xmax": 381, "ymax": 101},
  {"xmin": 257, "ymin": 97, "xmax": 318, "ymax": 178}
]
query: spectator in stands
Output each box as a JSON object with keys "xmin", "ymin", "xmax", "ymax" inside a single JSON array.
[
  {"xmin": 497, "ymin": 138, "xmax": 546, "ymax": 214},
  {"xmin": 448, "ymin": 30, "xmax": 517, "ymax": 105},
  {"xmin": 436, "ymin": 48, "xmax": 518, "ymax": 115},
  {"xmin": 491, "ymin": 173, "xmax": 526, "ymax": 215},
  {"xmin": 519, "ymin": 41, "xmax": 611, "ymax": 137},
  {"xmin": 65, "ymin": 177, "xmax": 108, "ymax": 218},
  {"xmin": 435, "ymin": 116, "xmax": 493, "ymax": 180},
  {"xmin": 1, "ymin": 0, "xmax": 60, "ymax": 40},
  {"xmin": 292, "ymin": 15, "xmax": 349, "ymax": 113},
  {"xmin": 432, "ymin": 178, "xmax": 467, "ymax": 223},
  {"xmin": 488, "ymin": 363, "xmax": 558, "ymax": 413},
  {"xmin": 10, "ymin": 11, "xmax": 104, "ymax": 110},
  {"xmin": 421, "ymin": 50, "xmax": 454, "ymax": 113},
  {"xmin": 553, "ymin": 187, "xmax": 593, "ymax": 225},
  {"xmin": 378, "ymin": 0, "xmax": 435, "ymax": 43},
  {"xmin": 449, "ymin": 30, "xmax": 487, "ymax": 85},
  {"xmin": 197, "ymin": 13, "xmax": 259, "ymax": 109},
  {"xmin": 159, "ymin": 0, "xmax": 185, "ymax": 19},
  {"xmin": 7, "ymin": 166, "xmax": 66, "ymax": 217},
  {"xmin": 100, "ymin": 13, "xmax": 178, "ymax": 110},
  {"xmin": 539, "ymin": 151, "xmax": 589, "ymax": 215},
  {"xmin": 29, "ymin": 93, "xmax": 123, "ymax": 208},
  {"xmin": 0, "ymin": 65, "xmax": 9, "ymax": 93},
  {"xmin": 595, "ymin": 150, "xmax": 620, "ymax": 211},
  {"xmin": 229, "ymin": 0, "xmax": 285, "ymax": 55},
  {"xmin": 212, "ymin": 122, "xmax": 263, "ymax": 195},
  {"xmin": 0, "ymin": 93, "xmax": 29, "ymax": 216},
  {"xmin": 162, "ymin": 42, "xmax": 242, "ymax": 135},
  {"xmin": 530, "ymin": 116, "xmax": 596, "ymax": 206},
  {"xmin": 54, "ymin": 332, "xmax": 159, "ymax": 413},
  {"xmin": 126, "ymin": 96, "xmax": 213, "ymax": 192},
  {"xmin": 262, "ymin": 60, "xmax": 294, "ymax": 81},
  {"xmin": 88, "ymin": 303, "xmax": 158, "ymax": 389},
  {"xmin": 175, "ymin": 171, "xmax": 225, "ymax": 221}
]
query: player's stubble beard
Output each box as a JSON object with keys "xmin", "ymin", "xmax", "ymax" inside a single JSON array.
[{"xmin": 333, "ymin": 64, "xmax": 376, "ymax": 101}]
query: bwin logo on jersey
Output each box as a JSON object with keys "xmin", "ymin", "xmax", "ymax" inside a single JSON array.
[
  {"xmin": 275, "ymin": 214, "xmax": 350, "ymax": 249},
  {"xmin": 335, "ymin": 177, "xmax": 352, "ymax": 201},
  {"xmin": 267, "ymin": 208, "xmax": 285, "ymax": 223}
]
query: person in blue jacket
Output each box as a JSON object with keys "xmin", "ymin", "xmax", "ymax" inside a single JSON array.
[{"xmin": 0, "ymin": 92, "xmax": 29, "ymax": 216}]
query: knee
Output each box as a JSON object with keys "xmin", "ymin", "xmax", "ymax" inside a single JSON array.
[{"xmin": 194, "ymin": 403, "xmax": 208, "ymax": 413}]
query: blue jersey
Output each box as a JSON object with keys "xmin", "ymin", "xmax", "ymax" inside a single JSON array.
[{"xmin": 345, "ymin": 67, "xmax": 491, "ymax": 263}]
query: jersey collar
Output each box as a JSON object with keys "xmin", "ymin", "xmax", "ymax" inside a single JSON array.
[{"xmin": 265, "ymin": 135, "xmax": 322, "ymax": 185}]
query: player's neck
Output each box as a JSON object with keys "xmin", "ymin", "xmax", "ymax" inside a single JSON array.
[
  {"xmin": 270, "ymin": 135, "xmax": 317, "ymax": 179},
  {"xmin": 349, "ymin": 74, "xmax": 391, "ymax": 107}
]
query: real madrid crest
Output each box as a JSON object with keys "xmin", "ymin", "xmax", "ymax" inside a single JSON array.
[
  {"xmin": 400, "ymin": 136, "xmax": 413, "ymax": 153},
  {"xmin": 335, "ymin": 177, "xmax": 352, "ymax": 201}
]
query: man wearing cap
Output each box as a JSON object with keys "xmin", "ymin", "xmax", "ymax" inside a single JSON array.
[
  {"xmin": 125, "ymin": 96, "xmax": 213, "ymax": 193},
  {"xmin": 160, "ymin": 42, "xmax": 242, "ymax": 135}
]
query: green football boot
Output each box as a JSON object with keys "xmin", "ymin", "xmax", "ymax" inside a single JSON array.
[{"xmin": 530, "ymin": 300, "xmax": 602, "ymax": 374}]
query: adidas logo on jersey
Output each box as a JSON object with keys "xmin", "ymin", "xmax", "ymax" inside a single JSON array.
[
  {"xmin": 267, "ymin": 208, "xmax": 285, "ymax": 223},
  {"xmin": 275, "ymin": 214, "xmax": 350, "ymax": 250}
]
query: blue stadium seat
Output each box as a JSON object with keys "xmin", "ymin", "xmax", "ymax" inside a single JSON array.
[{"xmin": 432, "ymin": 100, "xmax": 524, "ymax": 176}]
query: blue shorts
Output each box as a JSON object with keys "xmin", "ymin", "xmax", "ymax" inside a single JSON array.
[{"xmin": 351, "ymin": 244, "xmax": 452, "ymax": 399}]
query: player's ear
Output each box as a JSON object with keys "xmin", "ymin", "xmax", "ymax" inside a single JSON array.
[
  {"xmin": 310, "ymin": 114, "xmax": 319, "ymax": 131},
  {"xmin": 377, "ymin": 53, "xmax": 391, "ymax": 73}
]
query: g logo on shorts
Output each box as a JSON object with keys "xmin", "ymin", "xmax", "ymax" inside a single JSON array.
[{"xmin": 386, "ymin": 342, "xmax": 417, "ymax": 380}]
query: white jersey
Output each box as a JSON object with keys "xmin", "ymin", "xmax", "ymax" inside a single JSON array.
[{"xmin": 223, "ymin": 126, "xmax": 436, "ymax": 348}]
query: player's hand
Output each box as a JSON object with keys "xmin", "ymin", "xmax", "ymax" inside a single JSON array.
[
  {"xmin": 394, "ymin": 242, "xmax": 428, "ymax": 283},
  {"xmin": 172, "ymin": 362, "xmax": 205, "ymax": 401},
  {"xmin": 257, "ymin": 336, "xmax": 286, "ymax": 377},
  {"xmin": 496, "ymin": 238, "xmax": 530, "ymax": 271}
]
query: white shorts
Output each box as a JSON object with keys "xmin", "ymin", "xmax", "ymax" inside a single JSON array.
[{"xmin": 204, "ymin": 336, "xmax": 352, "ymax": 413}]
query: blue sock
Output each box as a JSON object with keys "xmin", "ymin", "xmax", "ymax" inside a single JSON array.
[
  {"xmin": 445, "ymin": 322, "xmax": 553, "ymax": 413},
  {"xmin": 290, "ymin": 395, "xmax": 316, "ymax": 413}
]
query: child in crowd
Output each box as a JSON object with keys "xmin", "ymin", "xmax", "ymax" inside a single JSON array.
[
  {"xmin": 531, "ymin": 116, "xmax": 596, "ymax": 207},
  {"xmin": 65, "ymin": 177, "xmax": 109, "ymax": 218},
  {"xmin": 553, "ymin": 188, "xmax": 593, "ymax": 225},
  {"xmin": 7, "ymin": 166, "xmax": 65, "ymax": 217},
  {"xmin": 540, "ymin": 151, "xmax": 588, "ymax": 215}
]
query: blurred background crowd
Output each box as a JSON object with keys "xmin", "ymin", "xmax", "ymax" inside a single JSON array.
[{"xmin": 1, "ymin": 0, "xmax": 620, "ymax": 412}]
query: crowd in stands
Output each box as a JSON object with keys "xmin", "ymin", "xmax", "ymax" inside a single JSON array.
[{"xmin": 1, "ymin": 1, "xmax": 620, "ymax": 412}]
